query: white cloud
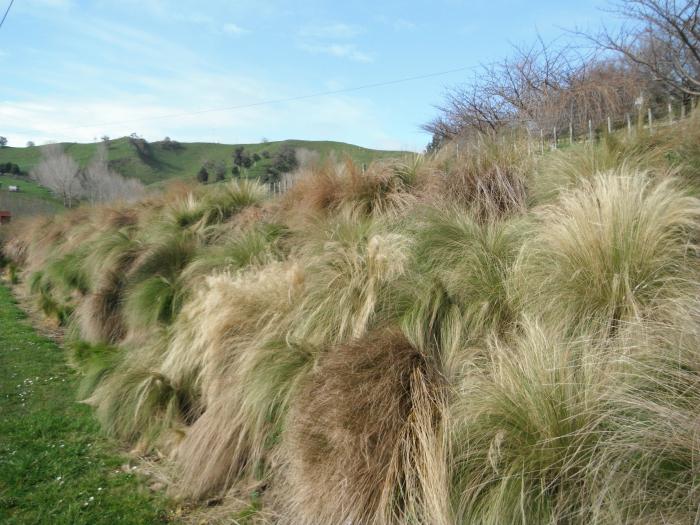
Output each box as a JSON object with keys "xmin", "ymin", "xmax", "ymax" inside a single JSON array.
[
  {"xmin": 393, "ymin": 18, "xmax": 416, "ymax": 31},
  {"xmin": 223, "ymin": 23, "xmax": 248, "ymax": 36},
  {"xmin": 299, "ymin": 22, "xmax": 360, "ymax": 39},
  {"xmin": 297, "ymin": 21, "xmax": 373, "ymax": 63},
  {"xmin": 300, "ymin": 43, "xmax": 373, "ymax": 63}
]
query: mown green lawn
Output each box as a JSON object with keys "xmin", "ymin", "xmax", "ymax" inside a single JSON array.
[{"xmin": 0, "ymin": 285, "xmax": 175, "ymax": 524}]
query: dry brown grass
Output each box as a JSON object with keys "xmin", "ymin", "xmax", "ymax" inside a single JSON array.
[{"xmin": 276, "ymin": 328, "xmax": 450, "ymax": 525}]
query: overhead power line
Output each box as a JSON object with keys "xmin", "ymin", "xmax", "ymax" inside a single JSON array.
[
  {"xmin": 0, "ymin": 0, "xmax": 15, "ymax": 31},
  {"xmin": 68, "ymin": 64, "xmax": 480, "ymax": 132}
]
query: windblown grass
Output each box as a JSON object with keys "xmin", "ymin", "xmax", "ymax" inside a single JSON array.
[{"xmin": 4, "ymin": 115, "xmax": 700, "ymax": 523}]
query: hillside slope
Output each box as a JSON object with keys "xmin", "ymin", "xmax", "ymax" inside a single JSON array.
[{"xmin": 0, "ymin": 139, "xmax": 409, "ymax": 185}]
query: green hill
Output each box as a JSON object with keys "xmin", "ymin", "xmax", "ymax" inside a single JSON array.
[{"xmin": 0, "ymin": 139, "xmax": 409, "ymax": 186}]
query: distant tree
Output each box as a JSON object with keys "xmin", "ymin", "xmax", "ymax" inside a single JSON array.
[
  {"xmin": 196, "ymin": 166, "xmax": 209, "ymax": 184},
  {"xmin": 32, "ymin": 144, "xmax": 81, "ymax": 207},
  {"xmin": 261, "ymin": 150, "xmax": 271, "ymax": 159},
  {"xmin": 231, "ymin": 165, "xmax": 240, "ymax": 178},
  {"xmin": 214, "ymin": 161, "xmax": 226, "ymax": 181},
  {"xmin": 252, "ymin": 152, "xmax": 261, "ymax": 163},
  {"xmin": 162, "ymin": 136, "xmax": 183, "ymax": 151},
  {"xmin": 233, "ymin": 146, "xmax": 253, "ymax": 169},
  {"xmin": 10, "ymin": 164, "xmax": 20, "ymax": 175},
  {"xmin": 425, "ymin": 134, "xmax": 443, "ymax": 154},
  {"xmin": 0, "ymin": 137, "xmax": 7, "ymax": 148},
  {"xmin": 270, "ymin": 145, "xmax": 298, "ymax": 174},
  {"xmin": 261, "ymin": 137, "xmax": 269, "ymax": 143},
  {"xmin": 80, "ymin": 143, "xmax": 145, "ymax": 203},
  {"xmin": 101, "ymin": 135, "xmax": 110, "ymax": 143},
  {"xmin": 261, "ymin": 167, "xmax": 281, "ymax": 185},
  {"xmin": 26, "ymin": 141, "xmax": 35, "ymax": 148},
  {"xmin": 128, "ymin": 133, "xmax": 151, "ymax": 159},
  {"xmin": 588, "ymin": 0, "xmax": 700, "ymax": 98}
]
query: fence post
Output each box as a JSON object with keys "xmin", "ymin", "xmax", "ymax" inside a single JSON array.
[
  {"xmin": 553, "ymin": 126, "xmax": 557, "ymax": 150},
  {"xmin": 681, "ymin": 103, "xmax": 686, "ymax": 120},
  {"xmin": 569, "ymin": 121, "xmax": 573, "ymax": 145},
  {"xmin": 648, "ymin": 108, "xmax": 653, "ymax": 134},
  {"xmin": 607, "ymin": 116, "xmax": 612, "ymax": 134},
  {"xmin": 540, "ymin": 129, "xmax": 544, "ymax": 154},
  {"xmin": 627, "ymin": 114, "xmax": 632, "ymax": 136},
  {"xmin": 668, "ymin": 102, "xmax": 673, "ymax": 124},
  {"xmin": 588, "ymin": 119, "xmax": 593, "ymax": 143}
]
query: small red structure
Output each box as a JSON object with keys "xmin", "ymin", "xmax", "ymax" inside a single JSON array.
[{"xmin": 0, "ymin": 211, "xmax": 11, "ymax": 225}]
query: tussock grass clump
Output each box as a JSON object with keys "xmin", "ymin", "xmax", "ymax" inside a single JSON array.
[
  {"xmin": 530, "ymin": 134, "xmax": 670, "ymax": 205},
  {"xmin": 400, "ymin": 207, "xmax": 523, "ymax": 361},
  {"xmin": 288, "ymin": 212, "xmax": 410, "ymax": 345},
  {"xmin": 518, "ymin": 172, "xmax": 700, "ymax": 337},
  {"xmin": 278, "ymin": 328, "xmax": 450, "ymax": 525},
  {"xmin": 167, "ymin": 264, "xmax": 307, "ymax": 498},
  {"xmin": 425, "ymin": 137, "xmax": 531, "ymax": 220},
  {"xmin": 281, "ymin": 158, "xmax": 416, "ymax": 220},
  {"xmin": 449, "ymin": 319, "xmax": 610, "ymax": 524}
]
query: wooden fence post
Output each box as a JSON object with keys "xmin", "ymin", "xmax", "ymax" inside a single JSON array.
[
  {"xmin": 607, "ymin": 116, "xmax": 612, "ymax": 134},
  {"xmin": 627, "ymin": 114, "xmax": 632, "ymax": 136},
  {"xmin": 540, "ymin": 129, "xmax": 544, "ymax": 154},
  {"xmin": 588, "ymin": 119, "xmax": 593, "ymax": 143},
  {"xmin": 648, "ymin": 108, "xmax": 653, "ymax": 134},
  {"xmin": 668, "ymin": 102, "xmax": 673, "ymax": 124},
  {"xmin": 569, "ymin": 121, "xmax": 573, "ymax": 145},
  {"xmin": 553, "ymin": 127, "xmax": 557, "ymax": 150}
]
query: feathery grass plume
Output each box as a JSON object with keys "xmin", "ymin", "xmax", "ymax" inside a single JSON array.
[
  {"xmin": 76, "ymin": 228, "xmax": 142, "ymax": 344},
  {"xmin": 277, "ymin": 328, "xmax": 450, "ymax": 525},
  {"xmin": 517, "ymin": 171, "xmax": 700, "ymax": 338},
  {"xmin": 288, "ymin": 211, "xmax": 410, "ymax": 345},
  {"xmin": 400, "ymin": 206, "xmax": 524, "ymax": 365},
  {"xmin": 180, "ymin": 222, "xmax": 288, "ymax": 288},
  {"xmin": 28, "ymin": 270, "xmax": 71, "ymax": 324},
  {"xmin": 122, "ymin": 226, "xmax": 198, "ymax": 334},
  {"xmin": 66, "ymin": 339, "xmax": 121, "ymax": 399},
  {"xmin": 43, "ymin": 248, "xmax": 91, "ymax": 295},
  {"xmin": 450, "ymin": 318, "xmax": 610, "ymax": 524},
  {"xmin": 424, "ymin": 136, "xmax": 530, "ymax": 221},
  {"xmin": 85, "ymin": 333, "xmax": 195, "ymax": 450},
  {"xmin": 587, "ymin": 295, "xmax": 700, "ymax": 523},
  {"xmin": 280, "ymin": 158, "xmax": 416, "ymax": 221},
  {"xmin": 162, "ymin": 179, "xmax": 266, "ymax": 233},
  {"xmin": 631, "ymin": 107, "xmax": 700, "ymax": 189},
  {"xmin": 530, "ymin": 134, "xmax": 669, "ymax": 205},
  {"xmin": 167, "ymin": 263, "xmax": 306, "ymax": 498}
]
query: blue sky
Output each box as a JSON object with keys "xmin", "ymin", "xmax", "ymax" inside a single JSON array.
[{"xmin": 0, "ymin": 0, "xmax": 615, "ymax": 150}]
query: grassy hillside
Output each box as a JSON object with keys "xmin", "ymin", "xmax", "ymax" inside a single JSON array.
[
  {"xmin": 0, "ymin": 285, "xmax": 174, "ymax": 524},
  {"xmin": 0, "ymin": 175, "xmax": 64, "ymax": 219},
  {"xmin": 0, "ymin": 139, "xmax": 409, "ymax": 186},
  {"xmin": 4, "ymin": 114, "xmax": 700, "ymax": 523}
]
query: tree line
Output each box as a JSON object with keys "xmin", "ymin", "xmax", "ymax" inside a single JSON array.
[
  {"xmin": 425, "ymin": 0, "xmax": 700, "ymax": 147},
  {"xmin": 32, "ymin": 144, "xmax": 145, "ymax": 208}
]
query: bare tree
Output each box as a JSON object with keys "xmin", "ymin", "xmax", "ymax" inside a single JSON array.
[
  {"xmin": 31, "ymin": 144, "xmax": 80, "ymax": 208},
  {"xmin": 425, "ymin": 36, "xmax": 645, "ymax": 141},
  {"xmin": 590, "ymin": 0, "xmax": 700, "ymax": 97},
  {"xmin": 80, "ymin": 144, "xmax": 145, "ymax": 203}
]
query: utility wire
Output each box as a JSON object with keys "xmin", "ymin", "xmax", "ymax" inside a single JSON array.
[
  {"xmin": 67, "ymin": 64, "xmax": 479, "ymax": 132},
  {"xmin": 0, "ymin": 0, "xmax": 14, "ymax": 31}
]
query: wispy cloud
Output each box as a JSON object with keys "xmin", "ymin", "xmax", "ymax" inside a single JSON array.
[
  {"xmin": 300, "ymin": 43, "xmax": 373, "ymax": 63},
  {"xmin": 299, "ymin": 22, "xmax": 361, "ymax": 39},
  {"xmin": 393, "ymin": 18, "xmax": 416, "ymax": 31},
  {"xmin": 222, "ymin": 22, "xmax": 249, "ymax": 36},
  {"xmin": 297, "ymin": 21, "xmax": 373, "ymax": 62}
]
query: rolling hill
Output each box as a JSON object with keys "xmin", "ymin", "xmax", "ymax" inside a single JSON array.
[{"xmin": 0, "ymin": 138, "xmax": 410, "ymax": 186}]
